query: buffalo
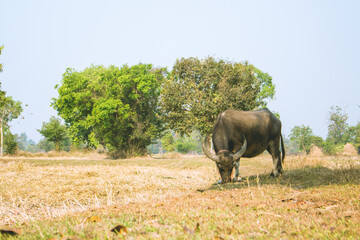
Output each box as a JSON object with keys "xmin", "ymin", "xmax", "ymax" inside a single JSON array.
[{"xmin": 202, "ymin": 109, "xmax": 285, "ymax": 183}]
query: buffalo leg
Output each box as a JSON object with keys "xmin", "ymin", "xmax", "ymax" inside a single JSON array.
[
  {"xmin": 267, "ymin": 138, "xmax": 282, "ymax": 177},
  {"xmin": 233, "ymin": 161, "xmax": 242, "ymax": 182}
]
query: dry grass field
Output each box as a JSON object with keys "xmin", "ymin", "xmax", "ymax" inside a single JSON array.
[{"xmin": 0, "ymin": 153, "xmax": 360, "ymax": 239}]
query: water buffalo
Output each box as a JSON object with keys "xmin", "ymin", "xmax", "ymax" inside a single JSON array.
[{"xmin": 202, "ymin": 109, "xmax": 285, "ymax": 183}]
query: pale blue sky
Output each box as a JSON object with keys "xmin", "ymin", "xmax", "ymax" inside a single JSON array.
[{"xmin": 1, "ymin": 0, "xmax": 359, "ymax": 142}]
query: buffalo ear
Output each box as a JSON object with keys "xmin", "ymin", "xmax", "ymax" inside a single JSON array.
[
  {"xmin": 232, "ymin": 138, "xmax": 247, "ymax": 161},
  {"xmin": 202, "ymin": 136, "xmax": 220, "ymax": 162}
]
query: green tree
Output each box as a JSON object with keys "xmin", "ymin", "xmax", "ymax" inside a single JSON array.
[
  {"xmin": 289, "ymin": 125, "xmax": 314, "ymax": 154},
  {"xmin": 37, "ymin": 138, "xmax": 55, "ymax": 152},
  {"xmin": 161, "ymin": 132, "xmax": 176, "ymax": 152},
  {"xmin": 323, "ymin": 138, "xmax": 337, "ymax": 155},
  {"xmin": 0, "ymin": 46, "xmax": 24, "ymax": 155},
  {"xmin": 348, "ymin": 122, "xmax": 360, "ymax": 153},
  {"xmin": 17, "ymin": 132, "xmax": 37, "ymax": 151},
  {"xmin": 4, "ymin": 127, "xmax": 18, "ymax": 154},
  {"xmin": 312, "ymin": 135, "xmax": 325, "ymax": 148},
  {"xmin": 160, "ymin": 56, "xmax": 275, "ymax": 136},
  {"xmin": 26, "ymin": 142, "xmax": 39, "ymax": 153},
  {"xmin": 283, "ymin": 137, "xmax": 300, "ymax": 155},
  {"xmin": 38, "ymin": 116, "xmax": 68, "ymax": 152},
  {"xmin": 53, "ymin": 64, "xmax": 166, "ymax": 158},
  {"xmin": 0, "ymin": 95, "xmax": 23, "ymax": 156},
  {"xmin": 175, "ymin": 136, "xmax": 198, "ymax": 154},
  {"xmin": 327, "ymin": 106, "xmax": 349, "ymax": 145}
]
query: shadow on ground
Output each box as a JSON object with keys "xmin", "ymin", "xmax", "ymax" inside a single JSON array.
[{"xmin": 205, "ymin": 165, "xmax": 360, "ymax": 191}]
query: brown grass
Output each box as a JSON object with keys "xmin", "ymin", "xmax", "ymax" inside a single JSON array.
[
  {"xmin": 0, "ymin": 154, "xmax": 359, "ymax": 239},
  {"xmin": 5, "ymin": 150, "xmax": 107, "ymax": 160},
  {"xmin": 0, "ymin": 156, "xmax": 216, "ymax": 225}
]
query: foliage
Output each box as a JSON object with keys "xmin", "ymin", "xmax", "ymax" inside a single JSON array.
[
  {"xmin": 3, "ymin": 127, "xmax": 18, "ymax": 154},
  {"xmin": 17, "ymin": 132, "xmax": 37, "ymax": 151},
  {"xmin": 37, "ymin": 139, "xmax": 55, "ymax": 152},
  {"xmin": 0, "ymin": 95, "xmax": 23, "ymax": 125},
  {"xmin": 348, "ymin": 122, "xmax": 360, "ymax": 153},
  {"xmin": 175, "ymin": 136, "xmax": 198, "ymax": 154},
  {"xmin": 147, "ymin": 140, "xmax": 162, "ymax": 154},
  {"xmin": 38, "ymin": 116, "xmax": 68, "ymax": 152},
  {"xmin": 161, "ymin": 132, "xmax": 176, "ymax": 152},
  {"xmin": 17, "ymin": 132, "xmax": 28, "ymax": 151},
  {"xmin": 53, "ymin": 64, "xmax": 166, "ymax": 158},
  {"xmin": 26, "ymin": 143, "xmax": 40, "ymax": 153},
  {"xmin": 0, "ymin": 92, "xmax": 23, "ymax": 156},
  {"xmin": 288, "ymin": 106, "xmax": 359, "ymax": 156},
  {"xmin": 283, "ymin": 137, "xmax": 300, "ymax": 155},
  {"xmin": 160, "ymin": 56, "xmax": 275, "ymax": 136},
  {"xmin": 151, "ymin": 131, "xmax": 203, "ymax": 154},
  {"xmin": 312, "ymin": 135, "xmax": 324, "ymax": 148},
  {"xmin": 0, "ymin": 45, "xmax": 3, "ymax": 72},
  {"xmin": 322, "ymin": 138, "xmax": 337, "ymax": 155},
  {"xmin": 322, "ymin": 106, "xmax": 360, "ymax": 155},
  {"xmin": 1, "ymin": 46, "xmax": 21, "ymax": 155},
  {"xmin": 253, "ymin": 67, "xmax": 276, "ymax": 107},
  {"xmin": 327, "ymin": 106, "xmax": 349, "ymax": 145},
  {"xmin": 289, "ymin": 125, "xmax": 314, "ymax": 154}
]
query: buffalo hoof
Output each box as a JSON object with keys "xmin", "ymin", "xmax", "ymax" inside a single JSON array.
[
  {"xmin": 213, "ymin": 179, "xmax": 223, "ymax": 185},
  {"xmin": 233, "ymin": 177, "xmax": 243, "ymax": 182},
  {"xmin": 269, "ymin": 171, "xmax": 282, "ymax": 178}
]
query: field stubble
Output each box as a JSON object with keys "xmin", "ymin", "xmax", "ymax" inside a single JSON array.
[{"xmin": 0, "ymin": 154, "xmax": 359, "ymax": 239}]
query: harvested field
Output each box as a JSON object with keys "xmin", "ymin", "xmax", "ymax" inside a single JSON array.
[{"xmin": 0, "ymin": 154, "xmax": 360, "ymax": 239}]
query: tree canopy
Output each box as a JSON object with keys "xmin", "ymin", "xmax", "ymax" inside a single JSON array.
[
  {"xmin": 38, "ymin": 116, "xmax": 68, "ymax": 152},
  {"xmin": 160, "ymin": 56, "xmax": 275, "ymax": 136},
  {"xmin": 289, "ymin": 125, "xmax": 315, "ymax": 154},
  {"xmin": 327, "ymin": 106, "xmax": 350, "ymax": 145},
  {"xmin": 53, "ymin": 64, "xmax": 165, "ymax": 158},
  {"xmin": 0, "ymin": 92, "xmax": 23, "ymax": 156}
]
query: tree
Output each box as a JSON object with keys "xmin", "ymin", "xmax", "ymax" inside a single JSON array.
[
  {"xmin": 283, "ymin": 137, "xmax": 300, "ymax": 155},
  {"xmin": 175, "ymin": 136, "xmax": 198, "ymax": 154},
  {"xmin": 37, "ymin": 139, "xmax": 55, "ymax": 152},
  {"xmin": 161, "ymin": 132, "xmax": 176, "ymax": 152},
  {"xmin": 348, "ymin": 122, "xmax": 360, "ymax": 153},
  {"xmin": 3, "ymin": 127, "xmax": 18, "ymax": 154},
  {"xmin": 0, "ymin": 95, "xmax": 23, "ymax": 156},
  {"xmin": 0, "ymin": 46, "xmax": 4, "ymax": 72},
  {"xmin": 17, "ymin": 132, "xmax": 28, "ymax": 151},
  {"xmin": 160, "ymin": 56, "xmax": 275, "ymax": 136},
  {"xmin": 0, "ymin": 46, "xmax": 24, "ymax": 156},
  {"xmin": 312, "ymin": 135, "xmax": 324, "ymax": 148},
  {"xmin": 289, "ymin": 125, "xmax": 314, "ymax": 154},
  {"xmin": 38, "ymin": 116, "xmax": 68, "ymax": 152},
  {"xmin": 327, "ymin": 106, "xmax": 349, "ymax": 145},
  {"xmin": 53, "ymin": 64, "xmax": 166, "ymax": 158}
]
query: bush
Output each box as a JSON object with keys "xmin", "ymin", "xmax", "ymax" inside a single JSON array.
[{"xmin": 4, "ymin": 129, "xmax": 18, "ymax": 154}]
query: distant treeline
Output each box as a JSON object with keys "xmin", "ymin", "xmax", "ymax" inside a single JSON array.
[{"xmin": 1, "ymin": 53, "xmax": 358, "ymax": 157}]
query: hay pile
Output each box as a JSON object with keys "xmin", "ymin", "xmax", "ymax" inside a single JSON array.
[
  {"xmin": 343, "ymin": 143, "xmax": 358, "ymax": 156},
  {"xmin": 308, "ymin": 145, "xmax": 324, "ymax": 157}
]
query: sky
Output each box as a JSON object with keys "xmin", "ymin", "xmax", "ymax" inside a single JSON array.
[{"xmin": 0, "ymin": 0, "xmax": 359, "ymax": 142}]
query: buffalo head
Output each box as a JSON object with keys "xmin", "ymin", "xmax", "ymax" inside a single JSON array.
[{"xmin": 202, "ymin": 136, "xmax": 247, "ymax": 183}]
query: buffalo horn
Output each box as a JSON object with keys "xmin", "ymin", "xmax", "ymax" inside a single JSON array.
[
  {"xmin": 232, "ymin": 138, "xmax": 247, "ymax": 161},
  {"xmin": 202, "ymin": 136, "xmax": 220, "ymax": 162}
]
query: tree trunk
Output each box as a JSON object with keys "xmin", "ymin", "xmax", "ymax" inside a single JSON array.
[{"xmin": 55, "ymin": 141, "xmax": 60, "ymax": 152}]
